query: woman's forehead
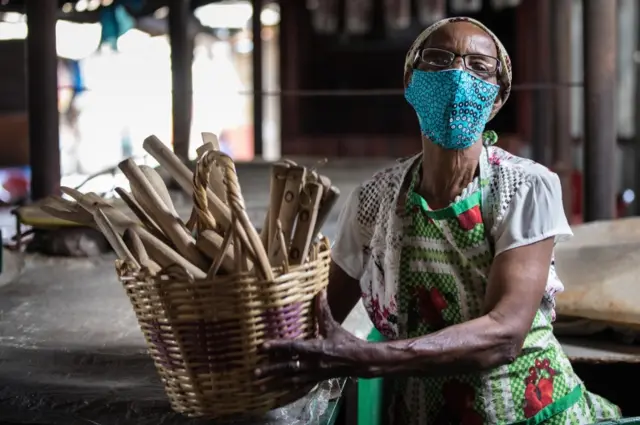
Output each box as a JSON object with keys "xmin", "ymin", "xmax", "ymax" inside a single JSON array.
[{"xmin": 423, "ymin": 21, "xmax": 497, "ymax": 56}]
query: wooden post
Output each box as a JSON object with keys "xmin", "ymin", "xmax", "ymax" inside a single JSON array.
[
  {"xmin": 252, "ymin": 0, "xmax": 264, "ymax": 158},
  {"xmin": 551, "ymin": 0, "xmax": 574, "ymax": 216},
  {"xmin": 583, "ymin": 0, "xmax": 617, "ymax": 221},
  {"xmin": 279, "ymin": 0, "xmax": 303, "ymax": 155},
  {"xmin": 25, "ymin": 0, "xmax": 60, "ymax": 200},
  {"xmin": 531, "ymin": 0, "xmax": 553, "ymax": 165},
  {"xmin": 168, "ymin": 0, "xmax": 193, "ymax": 164}
]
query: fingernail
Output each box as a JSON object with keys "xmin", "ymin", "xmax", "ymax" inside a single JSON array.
[
  {"xmin": 254, "ymin": 368, "xmax": 262, "ymax": 377},
  {"xmin": 260, "ymin": 385, "xmax": 267, "ymax": 392}
]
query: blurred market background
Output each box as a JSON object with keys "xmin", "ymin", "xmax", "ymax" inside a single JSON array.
[
  {"xmin": 0, "ymin": 1, "xmax": 638, "ymax": 424},
  {"xmin": 0, "ymin": 0, "xmax": 634, "ymax": 229}
]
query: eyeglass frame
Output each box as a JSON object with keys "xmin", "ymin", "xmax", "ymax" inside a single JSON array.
[{"xmin": 413, "ymin": 47, "xmax": 502, "ymax": 77}]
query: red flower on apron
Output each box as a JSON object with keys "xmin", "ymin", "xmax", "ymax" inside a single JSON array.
[
  {"xmin": 523, "ymin": 358, "xmax": 557, "ymax": 418},
  {"xmin": 416, "ymin": 287, "xmax": 447, "ymax": 328},
  {"xmin": 457, "ymin": 205, "xmax": 482, "ymax": 231}
]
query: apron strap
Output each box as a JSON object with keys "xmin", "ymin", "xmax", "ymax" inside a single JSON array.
[{"xmin": 479, "ymin": 144, "xmax": 495, "ymax": 256}]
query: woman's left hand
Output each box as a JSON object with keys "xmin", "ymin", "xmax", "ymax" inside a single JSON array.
[{"xmin": 255, "ymin": 291, "xmax": 380, "ymax": 388}]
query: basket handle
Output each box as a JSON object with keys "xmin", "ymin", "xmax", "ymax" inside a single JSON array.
[{"xmin": 193, "ymin": 151, "xmax": 273, "ymax": 281}]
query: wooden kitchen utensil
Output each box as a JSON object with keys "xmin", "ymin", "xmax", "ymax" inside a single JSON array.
[
  {"xmin": 52, "ymin": 188, "xmax": 208, "ymax": 279},
  {"xmin": 313, "ymin": 185, "xmax": 340, "ymax": 237},
  {"xmin": 93, "ymin": 207, "xmax": 140, "ymax": 268},
  {"xmin": 277, "ymin": 166, "xmax": 306, "ymax": 246},
  {"xmin": 143, "ymin": 135, "xmax": 255, "ymax": 258},
  {"xmin": 123, "ymin": 227, "xmax": 161, "ymax": 274},
  {"xmin": 264, "ymin": 163, "xmax": 290, "ymax": 254},
  {"xmin": 119, "ymin": 158, "xmax": 209, "ymax": 271},
  {"xmin": 289, "ymin": 182, "xmax": 323, "ymax": 265},
  {"xmin": 139, "ymin": 165, "xmax": 179, "ymax": 217},
  {"xmin": 114, "ymin": 187, "xmax": 168, "ymax": 244}
]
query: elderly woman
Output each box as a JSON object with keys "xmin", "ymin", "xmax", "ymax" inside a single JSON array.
[{"xmin": 257, "ymin": 17, "xmax": 621, "ymax": 424}]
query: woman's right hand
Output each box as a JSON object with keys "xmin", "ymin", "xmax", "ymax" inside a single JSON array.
[{"xmin": 255, "ymin": 290, "xmax": 378, "ymax": 388}]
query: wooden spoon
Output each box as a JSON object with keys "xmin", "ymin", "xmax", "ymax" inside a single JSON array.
[
  {"xmin": 123, "ymin": 227, "xmax": 161, "ymax": 274},
  {"xmin": 119, "ymin": 159, "xmax": 210, "ymax": 270},
  {"xmin": 139, "ymin": 165, "xmax": 179, "ymax": 217}
]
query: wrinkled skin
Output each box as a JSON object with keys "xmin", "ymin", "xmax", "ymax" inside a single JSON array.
[{"xmin": 255, "ymin": 291, "xmax": 379, "ymax": 387}]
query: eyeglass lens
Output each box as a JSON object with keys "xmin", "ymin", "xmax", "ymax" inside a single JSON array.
[{"xmin": 421, "ymin": 48, "xmax": 498, "ymax": 74}]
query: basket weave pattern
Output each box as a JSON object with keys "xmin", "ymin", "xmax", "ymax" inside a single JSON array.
[{"xmin": 116, "ymin": 152, "xmax": 331, "ymax": 419}]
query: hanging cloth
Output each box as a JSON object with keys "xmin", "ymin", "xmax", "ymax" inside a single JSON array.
[
  {"xmin": 345, "ymin": 0, "xmax": 374, "ymax": 34},
  {"xmin": 450, "ymin": 0, "xmax": 483, "ymax": 14},
  {"xmin": 69, "ymin": 60, "xmax": 84, "ymax": 94},
  {"xmin": 416, "ymin": 0, "xmax": 446, "ymax": 26},
  {"xmin": 383, "ymin": 0, "xmax": 411, "ymax": 31},
  {"xmin": 309, "ymin": 0, "xmax": 340, "ymax": 34},
  {"xmin": 99, "ymin": 0, "xmax": 143, "ymax": 50}
]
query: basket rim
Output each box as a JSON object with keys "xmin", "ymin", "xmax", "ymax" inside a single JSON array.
[{"xmin": 116, "ymin": 247, "xmax": 331, "ymax": 284}]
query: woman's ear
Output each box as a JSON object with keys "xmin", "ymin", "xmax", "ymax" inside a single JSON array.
[
  {"xmin": 491, "ymin": 92, "xmax": 503, "ymax": 116},
  {"xmin": 404, "ymin": 70, "xmax": 413, "ymax": 89}
]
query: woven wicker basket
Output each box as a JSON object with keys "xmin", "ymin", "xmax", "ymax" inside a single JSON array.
[{"xmin": 116, "ymin": 152, "xmax": 331, "ymax": 419}]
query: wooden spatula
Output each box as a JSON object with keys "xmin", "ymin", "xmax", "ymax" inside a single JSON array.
[{"xmin": 289, "ymin": 181, "xmax": 323, "ymax": 265}]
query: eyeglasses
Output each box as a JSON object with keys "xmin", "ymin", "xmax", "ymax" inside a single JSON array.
[{"xmin": 415, "ymin": 48, "xmax": 500, "ymax": 76}]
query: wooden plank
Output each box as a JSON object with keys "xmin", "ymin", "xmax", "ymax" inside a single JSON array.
[
  {"xmin": 560, "ymin": 337, "xmax": 640, "ymax": 364},
  {"xmin": 555, "ymin": 218, "xmax": 640, "ymax": 327}
]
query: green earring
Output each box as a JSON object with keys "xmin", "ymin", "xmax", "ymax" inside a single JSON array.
[{"xmin": 482, "ymin": 130, "xmax": 498, "ymax": 146}]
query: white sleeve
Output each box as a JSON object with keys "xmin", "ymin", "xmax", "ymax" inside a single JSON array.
[
  {"xmin": 493, "ymin": 170, "xmax": 573, "ymax": 256},
  {"xmin": 331, "ymin": 187, "xmax": 365, "ymax": 280}
]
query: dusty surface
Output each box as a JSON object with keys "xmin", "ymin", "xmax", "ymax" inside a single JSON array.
[{"xmin": 0, "ymin": 248, "xmax": 23, "ymax": 288}]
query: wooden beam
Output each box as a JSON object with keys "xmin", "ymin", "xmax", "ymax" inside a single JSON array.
[
  {"xmin": 25, "ymin": 0, "xmax": 61, "ymax": 200},
  {"xmin": 551, "ymin": 0, "xmax": 574, "ymax": 217},
  {"xmin": 583, "ymin": 0, "xmax": 617, "ymax": 221},
  {"xmin": 252, "ymin": 0, "xmax": 264, "ymax": 157},
  {"xmin": 168, "ymin": 0, "xmax": 193, "ymax": 163}
]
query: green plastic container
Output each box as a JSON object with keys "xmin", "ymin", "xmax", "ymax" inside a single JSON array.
[{"xmin": 357, "ymin": 328, "xmax": 385, "ymax": 425}]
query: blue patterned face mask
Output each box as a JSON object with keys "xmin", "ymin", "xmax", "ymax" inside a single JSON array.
[{"xmin": 405, "ymin": 69, "xmax": 500, "ymax": 150}]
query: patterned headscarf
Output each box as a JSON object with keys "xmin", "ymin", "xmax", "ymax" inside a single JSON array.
[{"xmin": 404, "ymin": 17, "xmax": 512, "ymax": 119}]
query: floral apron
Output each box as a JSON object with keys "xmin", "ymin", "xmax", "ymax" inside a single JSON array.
[{"xmin": 385, "ymin": 145, "xmax": 621, "ymax": 425}]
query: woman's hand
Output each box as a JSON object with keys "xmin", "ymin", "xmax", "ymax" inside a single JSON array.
[{"xmin": 255, "ymin": 291, "xmax": 379, "ymax": 388}]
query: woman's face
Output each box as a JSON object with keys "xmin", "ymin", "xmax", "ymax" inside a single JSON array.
[{"xmin": 405, "ymin": 22, "xmax": 503, "ymax": 110}]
